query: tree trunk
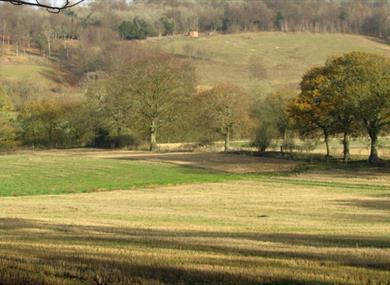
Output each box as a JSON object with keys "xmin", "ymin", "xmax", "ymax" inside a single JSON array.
[
  {"xmin": 342, "ymin": 132, "xmax": 350, "ymax": 163},
  {"xmin": 48, "ymin": 126, "xmax": 53, "ymax": 149},
  {"xmin": 280, "ymin": 131, "xmax": 286, "ymax": 156},
  {"xmin": 323, "ymin": 129, "xmax": 330, "ymax": 162},
  {"xmin": 224, "ymin": 127, "xmax": 230, "ymax": 152},
  {"xmin": 47, "ymin": 37, "xmax": 51, "ymax": 57},
  {"xmin": 149, "ymin": 120, "xmax": 157, "ymax": 152},
  {"xmin": 2, "ymin": 20, "xmax": 6, "ymax": 47},
  {"xmin": 368, "ymin": 129, "xmax": 380, "ymax": 164}
]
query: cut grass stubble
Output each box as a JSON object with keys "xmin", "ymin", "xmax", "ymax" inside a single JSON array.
[{"xmin": 0, "ymin": 151, "xmax": 389, "ymax": 284}]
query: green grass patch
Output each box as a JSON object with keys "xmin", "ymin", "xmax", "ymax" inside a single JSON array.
[
  {"xmin": 0, "ymin": 154, "xmax": 239, "ymax": 197},
  {"xmin": 2, "ymin": 152, "xmax": 390, "ymax": 198}
]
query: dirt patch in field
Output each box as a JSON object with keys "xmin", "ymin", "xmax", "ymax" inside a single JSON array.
[
  {"xmin": 14, "ymin": 149, "xmax": 301, "ymax": 174},
  {"xmin": 113, "ymin": 152, "xmax": 301, "ymax": 174}
]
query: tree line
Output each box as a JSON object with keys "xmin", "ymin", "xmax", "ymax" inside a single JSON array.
[
  {"xmin": 0, "ymin": 48, "xmax": 389, "ymax": 163},
  {"xmin": 0, "ymin": 49, "xmax": 251, "ymax": 152},
  {"xmin": 288, "ymin": 52, "xmax": 390, "ymax": 164},
  {"xmin": 0, "ymin": 0, "xmax": 389, "ymax": 59},
  {"xmin": 252, "ymin": 51, "xmax": 390, "ymax": 164}
]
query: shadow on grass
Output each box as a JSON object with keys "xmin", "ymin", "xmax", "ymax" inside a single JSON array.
[
  {"xmin": 2, "ymin": 218, "xmax": 390, "ymax": 248},
  {"xmin": 113, "ymin": 152, "xmax": 303, "ymax": 177},
  {"xmin": 254, "ymin": 151, "xmax": 390, "ymax": 167},
  {"xmin": 0, "ymin": 253, "xmax": 333, "ymax": 285},
  {"xmin": 338, "ymin": 199, "xmax": 390, "ymax": 211},
  {"xmin": 112, "ymin": 151, "xmax": 390, "ymax": 179},
  {"xmin": 0, "ymin": 218, "xmax": 389, "ymax": 285}
]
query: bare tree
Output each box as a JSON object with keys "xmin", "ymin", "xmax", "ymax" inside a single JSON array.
[
  {"xmin": 123, "ymin": 53, "xmax": 196, "ymax": 151},
  {"xmin": 0, "ymin": 0, "xmax": 84, "ymax": 13},
  {"xmin": 196, "ymin": 83, "xmax": 251, "ymax": 152}
]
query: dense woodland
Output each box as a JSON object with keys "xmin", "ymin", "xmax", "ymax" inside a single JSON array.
[
  {"xmin": 0, "ymin": 0, "xmax": 389, "ymax": 164},
  {"xmin": 0, "ymin": 0, "xmax": 389, "ymax": 52}
]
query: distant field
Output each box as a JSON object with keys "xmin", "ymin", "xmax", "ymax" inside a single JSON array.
[
  {"xmin": 0, "ymin": 150, "xmax": 389, "ymax": 284},
  {"xmin": 153, "ymin": 32, "xmax": 390, "ymax": 93},
  {"xmin": 260, "ymin": 137, "xmax": 390, "ymax": 160},
  {"xmin": 1, "ymin": 150, "xmax": 389, "ymax": 197},
  {"xmin": 161, "ymin": 136, "xmax": 390, "ymax": 161}
]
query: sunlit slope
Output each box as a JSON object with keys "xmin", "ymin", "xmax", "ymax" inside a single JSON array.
[
  {"xmin": 0, "ymin": 51, "xmax": 76, "ymax": 98},
  {"xmin": 1, "ymin": 33, "xmax": 389, "ymax": 97},
  {"xmin": 154, "ymin": 32, "xmax": 390, "ymax": 93}
]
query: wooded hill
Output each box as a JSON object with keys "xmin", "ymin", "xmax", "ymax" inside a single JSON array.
[{"xmin": 1, "ymin": 0, "xmax": 389, "ymax": 45}]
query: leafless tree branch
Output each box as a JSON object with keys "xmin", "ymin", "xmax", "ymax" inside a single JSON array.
[{"xmin": 0, "ymin": 0, "xmax": 85, "ymax": 13}]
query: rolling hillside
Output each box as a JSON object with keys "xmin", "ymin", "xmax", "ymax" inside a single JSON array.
[
  {"xmin": 0, "ymin": 32, "xmax": 389, "ymax": 97},
  {"xmin": 0, "ymin": 46, "xmax": 78, "ymax": 99},
  {"xmin": 152, "ymin": 32, "xmax": 390, "ymax": 94}
]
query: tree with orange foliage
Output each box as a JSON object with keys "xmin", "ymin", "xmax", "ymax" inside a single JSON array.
[
  {"xmin": 288, "ymin": 66, "xmax": 336, "ymax": 160},
  {"xmin": 290, "ymin": 52, "xmax": 390, "ymax": 163}
]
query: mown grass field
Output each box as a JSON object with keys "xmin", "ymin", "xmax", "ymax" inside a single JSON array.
[
  {"xmin": 0, "ymin": 152, "xmax": 239, "ymax": 197},
  {"xmin": 0, "ymin": 150, "xmax": 389, "ymax": 285}
]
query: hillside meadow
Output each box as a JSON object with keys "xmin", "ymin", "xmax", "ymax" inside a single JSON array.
[
  {"xmin": 152, "ymin": 32, "xmax": 390, "ymax": 93},
  {"xmin": 1, "ymin": 33, "xmax": 389, "ymax": 96},
  {"xmin": 0, "ymin": 150, "xmax": 389, "ymax": 284}
]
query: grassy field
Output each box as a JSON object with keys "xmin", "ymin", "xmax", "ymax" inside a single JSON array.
[
  {"xmin": 0, "ymin": 151, "xmax": 239, "ymax": 197},
  {"xmin": 1, "ymin": 33, "xmax": 389, "ymax": 96},
  {"xmin": 153, "ymin": 32, "xmax": 390, "ymax": 93},
  {"xmin": 0, "ymin": 150, "xmax": 389, "ymax": 284},
  {"xmin": 1, "ymin": 32, "xmax": 389, "ymax": 284}
]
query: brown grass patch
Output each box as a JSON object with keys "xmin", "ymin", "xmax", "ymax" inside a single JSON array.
[{"xmin": 0, "ymin": 181, "xmax": 389, "ymax": 284}]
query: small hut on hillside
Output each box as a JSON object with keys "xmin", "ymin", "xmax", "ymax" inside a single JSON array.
[{"xmin": 188, "ymin": 31, "xmax": 199, "ymax": 38}]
